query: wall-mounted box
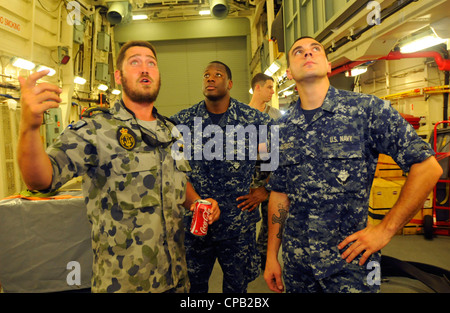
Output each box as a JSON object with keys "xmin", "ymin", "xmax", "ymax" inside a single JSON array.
[
  {"xmin": 95, "ymin": 62, "xmax": 109, "ymax": 82},
  {"xmin": 73, "ymin": 22, "xmax": 85, "ymax": 44},
  {"xmin": 97, "ymin": 32, "xmax": 110, "ymax": 52}
]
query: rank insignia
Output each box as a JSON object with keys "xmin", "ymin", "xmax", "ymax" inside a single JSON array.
[
  {"xmin": 337, "ymin": 170, "xmax": 350, "ymax": 184},
  {"xmin": 117, "ymin": 127, "xmax": 136, "ymax": 150}
]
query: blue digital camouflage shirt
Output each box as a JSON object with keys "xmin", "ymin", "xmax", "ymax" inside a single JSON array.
[
  {"xmin": 267, "ymin": 86, "xmax": 435, "ymax": 280},
  {"xmin": 171, "ymin": 98, "xmax": 273, "ymax": 241},
  {"xmin": 45, "ymin": 100, "xmax": 191, "ymax": 293}
]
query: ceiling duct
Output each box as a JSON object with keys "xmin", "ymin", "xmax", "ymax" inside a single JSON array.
[
  {"xmin": 210, "ymin": 0, "xmax": 229, "ymax": 20},
  {"xmin": 106, "ymin": 1, "xmax": 132, "ymax": 25}
]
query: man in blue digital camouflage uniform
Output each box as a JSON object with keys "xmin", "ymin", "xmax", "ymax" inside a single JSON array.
[
  {"xmin": 171, "ymin": 61, "xmax": 273, "ymax": 293},
  {"xmin": 263, "ymin": 36, "xmax": 442, "ymax": 293},
  {"xmin": 17, "ymin": 41, "xmax": 219, "ymax": 293}
]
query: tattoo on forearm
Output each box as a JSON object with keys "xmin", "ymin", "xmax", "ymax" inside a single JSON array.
[{"xmin": 272, "ymin": 204, "xmax": 288, "ymax": 239}]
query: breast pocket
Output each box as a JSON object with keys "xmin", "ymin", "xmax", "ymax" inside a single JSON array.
[
  {"xmin": 321, "ymin": 142, "xmax": 364, "ymax": 193},
  {"xmin": 110, "ymin": 152, "xmax": 161, "ymax": 211}
]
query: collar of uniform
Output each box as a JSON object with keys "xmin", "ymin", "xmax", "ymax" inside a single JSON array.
[
  {"xmin": 114, "ymin": 100, "xmax": 172, "ymax": 139},
  {"xmin": 114, "ymin": 99, "xmax": 162, "ymax": 122},
  {"xmin": 289, "ymin": 85, "xmax": 338, "ymax": 124},
  {"xmin": 321, "ymin": 85, "xmax": 338, "ymax": 113},
  {"xmin": 197, "ymin": 98, "xmax": 240, "ymax": 126},
  {"xmin": 113, "ymin": 100, "xmax": 134, "ymax": 121}
]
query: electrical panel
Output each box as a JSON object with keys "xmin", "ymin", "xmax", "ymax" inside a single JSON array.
[
  {"xmin": 44, "ymin": 108, "xmax": 62, "ymax": 147},
  {"xmin": 73, "ymin": 22, "xmax": 85, "ymax": 44},
  {"xmin": 95, "ymin": 62, "xmax": 109, "ymax": 82},
  {"xmin": 97, "ymin": 32, "xmax": 110, "ymax": 52}
]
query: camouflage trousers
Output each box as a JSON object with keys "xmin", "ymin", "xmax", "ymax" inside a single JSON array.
[
  {"xmin": 185, "ymin": 224, "xmax": 260, "ymax": 293},
  {"xmin": 282, "ymin": 239, "xmax": 380, "ymax": 293}
]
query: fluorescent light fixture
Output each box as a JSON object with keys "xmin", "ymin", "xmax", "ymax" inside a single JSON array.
[
  {"xmin": 111, "ymin": 89, "xmax": 121, "ymax": 95},
  {"xmin": 345, "ymin": 66, "xmax": 368, "ymax": 77},
  {"xmin": 277, "ymin": 83, "xmax": 295, "ymax": 95},
  {"xmin": 283, "ymin": 90, "xmax": 294, "ymax": 96},
  {"xmin": 12, "ymin": 57, "xmax": 35, "ymax": 70},
  {"xmin": 199, "ymin": 10, "xmax": 211, "ymax": 15},
  {"xmin": 98, "ymin": 84, "xmax": 108, "ymax": 91},
  {"xmin": 400, "ymin": 35, "xmax": 447, "ymax": 53},
  {"xmin": 132, "ymin": 14, "xmax": 148, "ymax": 20},
  {"xmin": 36, "ymin": 65, "xmax": 56, "ymax": 76},
  {"xmin": 74, "ymin": 76, "xmax": 86, "ymax": 85},
  {"xmin": 264, "ymin": 60, "xmax": 281, "ymax": 76}
]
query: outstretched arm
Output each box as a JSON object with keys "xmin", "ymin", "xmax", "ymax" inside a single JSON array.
[{"xmin": 18, "ymin": 70, "xmax": 62, "ymax": 190}]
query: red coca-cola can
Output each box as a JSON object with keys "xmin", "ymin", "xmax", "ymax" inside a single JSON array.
[{"xmin": 190, "ymin": 200, "xmax": 212, "ymax": 236}]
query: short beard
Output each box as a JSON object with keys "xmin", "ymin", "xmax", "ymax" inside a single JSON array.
[{"xmin": 121, "ymin": 72, "xmax": 161, "ymax": 104}]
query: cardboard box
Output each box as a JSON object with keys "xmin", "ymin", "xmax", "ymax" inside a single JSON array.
[
  {"xmin": 368, "ymin": 207, "xmax": 389, "ymax": 226},
  {"xmin": 375, "ymin": 154, "xmax": 403, "ymax": 177},
  {"xmin": 369, "ymin": 178, "xmax": 402, "ymax": 209}
]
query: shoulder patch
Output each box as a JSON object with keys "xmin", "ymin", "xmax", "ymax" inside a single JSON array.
[{"xmin": 68, "ymin": 120, "xmax": 87, "ymax": 130}]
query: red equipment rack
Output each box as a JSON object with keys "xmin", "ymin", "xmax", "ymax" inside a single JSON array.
[{"xmin": 428, "ymin": 121, "xmax": 450, "ymax": 238}]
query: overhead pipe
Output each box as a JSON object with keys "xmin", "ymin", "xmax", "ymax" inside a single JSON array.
[
  {"xmin": 380, "ymin": 50, "xmax": 450, "ymax": 71},
  {"xmin": 329, "ymin": 49, "xmax": 450, "ymax": 77}
]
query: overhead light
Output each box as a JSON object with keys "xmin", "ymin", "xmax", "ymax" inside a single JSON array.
[
  {"xmin": 12, "ymin": 57, "xmax": 35, "ymax": 70},
  {"xmin": 199, "ymin": 10, "xmax": 211, "ymax": 15},
  {"xmin": 74, "ymin": 76, "xmax": 86, "ymax": 85},
  {"xmin": 264, "ymin": 60, "xmax": 281, "ymax": 76},
  {"xmin": 277, "ymin": 83, "xmax": 295, "ymax": 95},
  {"xmin": 399, "ymin": 27, "xmax": 447, "ymax": 53},
  {"xmin": 283, "ymin": 90, "xmax": 294, "ymax": 96},
  {"xmin": 132, "ymin": 14, "xmax": 147, "ymax": 20},
  {"xmin": 400, "ymin": 36, "xmax": 447, "ymax": 53},
  {"xmin": 345, "ymin": 66, "xmax": 368, "ymax": 77},
  {"xmin": 98, "ymin": 84, "xmax": 108, "ymax": 91},
  {"xmin": 249, "ymin": 88, "xmax": 253, "ymax": 94},
  {"xmin": 111, "ymin": 89, "xmax": 121, "ymax": 95},
  {"xmin": 36, "ymin": 65, "xmax": 56, "ymax": 76}
]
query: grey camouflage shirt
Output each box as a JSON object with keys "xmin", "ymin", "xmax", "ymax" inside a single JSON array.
[{"xmin": 45, "ymin": 100, "xmax": 191, "ymax": 292}]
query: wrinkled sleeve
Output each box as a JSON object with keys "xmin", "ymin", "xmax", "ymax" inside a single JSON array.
[
  {"xmin": 369, "ymin": 97, "xmax": 435, "ymax": 172},
  {"xmin": 45, "ymin": 126, "xmax": 98, "ymax": 192},
  {"xmin": 266, "ymin": 163, "xmax": 289, "ymax": 194}
]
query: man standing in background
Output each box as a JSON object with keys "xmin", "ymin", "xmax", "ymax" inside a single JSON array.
[
  {"xmin": 172, "ymin": 61, "xmax": 273, "ymax": 293},
  {"xmin": 241, "ymin": 73, "xmax": 282, "ymax": 270}
]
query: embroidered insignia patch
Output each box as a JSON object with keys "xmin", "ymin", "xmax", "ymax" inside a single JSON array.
[
  {"xmin": 337, "ymin": 170, "xmax": 350, "ymax": 184},
  {"xmin": 117, "ymin": 127, "xmax": 136, "ymax": 150}
]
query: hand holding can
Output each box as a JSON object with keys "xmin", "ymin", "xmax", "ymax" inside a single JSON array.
[{"xmin": 190, "ymin": 200, "xmax": 212, "ymax": 236}]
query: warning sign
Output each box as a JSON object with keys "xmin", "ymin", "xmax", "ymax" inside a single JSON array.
[{"xmin": 0, "ymin": 12, "xmax": 21, "ymax": 33}]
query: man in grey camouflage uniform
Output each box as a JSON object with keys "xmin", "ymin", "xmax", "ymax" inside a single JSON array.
[
  {"xmin": 263, "ymin": 36, "xmax": 442, "ymax": 293},
  {"xmin": 171, "ymin": 61, "xmax": 273, "ymax": 292},
  {"xmin": 17, "ymin": 41, "xmax": 219, "ymax": 293}
]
